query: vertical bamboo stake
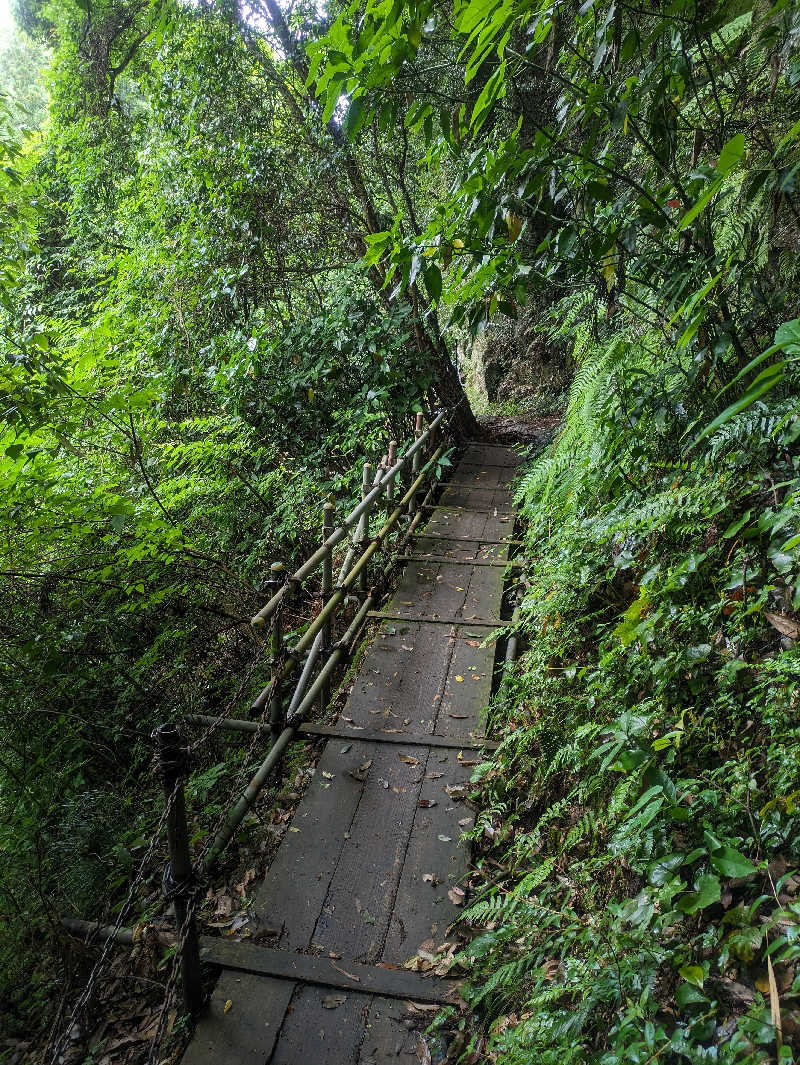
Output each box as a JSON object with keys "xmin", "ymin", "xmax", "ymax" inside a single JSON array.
[
  {"xmin": 320, "ymin": 502, "xmax": 334, "ymax": 713},
  {"xmin": 386, "ymin": 441, "xmax": 397, "ymax": 505},
  {"xmin": 358, "ymin": 463, "xmax": 372, "ymax": 598},
  {"xmin": 154, "ymin": 724, "xmax": 203, "ymax": 1017},
  {"xmin": 408, "ymin": 413, "xmax": 424, "ymax": 514},
  {"xmin": 268, "ymin": 561, "xmax": 285, "ymax": 741}
]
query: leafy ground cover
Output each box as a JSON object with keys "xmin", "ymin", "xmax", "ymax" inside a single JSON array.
[{"xmin": 452, "ymin": 317, "xmax": 800, "ymax": 1063}]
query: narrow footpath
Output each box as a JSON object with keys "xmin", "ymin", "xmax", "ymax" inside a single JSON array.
[{"xmin": 184, "ymin": 442, "xmax": 520, "ymax": 1065}]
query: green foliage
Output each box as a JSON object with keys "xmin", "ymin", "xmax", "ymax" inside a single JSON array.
[{"xmin": 456, "ymin": 310, "xmax": 800, "ymax": 1060}]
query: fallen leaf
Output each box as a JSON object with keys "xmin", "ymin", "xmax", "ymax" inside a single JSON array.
[
  {"xmin": 438, "ymin": 834, "xmax": 452, "ymax": 842},
  {"xmin": 448, "ymin": 886, "xmax": 466, "ymax": 905},
  {"xmin": 418, "ymin": 798, "xmax": 438, "ymax": 808},
  {"xmin": 768, "ymin": 956, "xmax": 782, "ymax": 1051},
  {"xmin": 766, "ymin": 611, "xmax": 800, "ymax": 640},
  {"xmin": 340, "ymin": 744, "xmax": 352, "ymax": 754},
  {"xmin": 322, "ymin": 994, "xmax": 347, "ymax": 1009},
  {"xmin": 348, "ymin": 759, "xmax": 373, "ymax": 781},
  {"xmin": 289, "ymin": 827, "xmax": 300, "ymax": 833},
  {"xmin": 458, "ymin": 817, "xmax": 473, "ymax": 828},
  {"xmin": 448, "ymin": 713, "xmax": 468, "ymax": 719},
  {"xmin": 455, "ymin": 675, "xmax": 464, "ymax": 682},
  {"xmin": 223, "ymin": 1000, "xmax": 233, "ymax": 1014},
  {"xmin": 416, "ymin": 1036, "xmax": 432, "ymax": 1064},
  {"xmin": 422, "ymin": 872, "xmax": 443, "ymax": 886},
  {"xmin": 399, "ymin": 754, "xmax": 420, "ymax": 766},
  {"xmin": 405, "ymin": 1001, "xmax": 440, "ymax": 1016},
  {"xmin": 322, "ymin": 771, "xmax": 334, "ymax": 780}
]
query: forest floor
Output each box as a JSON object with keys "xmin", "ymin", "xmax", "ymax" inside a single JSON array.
[{"xmin": 478, "ymin": 411, "xmax": 562, "ymax": 448}]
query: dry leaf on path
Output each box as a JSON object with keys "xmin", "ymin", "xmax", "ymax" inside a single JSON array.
[
  {"xmin": 322, "ymin": 994, "xmax": 347, "ymax": 1009},
  {"xmin": 766, "ymin": 611, "xmax": 800, "ymax": 640}
]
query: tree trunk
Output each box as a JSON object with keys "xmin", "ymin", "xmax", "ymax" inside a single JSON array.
[{"xmin": 254, "ymin": 0, "xmax": 478, "ymax": 439}]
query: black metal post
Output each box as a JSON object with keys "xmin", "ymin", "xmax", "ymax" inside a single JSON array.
[{"xmin": 154, "ymin": 723, "xmax": 204, "ymax": 1017}]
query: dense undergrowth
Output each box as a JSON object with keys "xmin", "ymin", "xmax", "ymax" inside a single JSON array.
[{"xmin": 456, "ymin": 315, "xmax": 800, "ymax": 1062}]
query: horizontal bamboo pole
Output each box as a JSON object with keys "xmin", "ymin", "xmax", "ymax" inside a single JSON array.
[
  {"xmin": 61, "ymin": 917, "xmax": 174, "ymax": 949},
  {"xmin": 250, "ymin": 412, "xmax": 445, "ymax": 628}
]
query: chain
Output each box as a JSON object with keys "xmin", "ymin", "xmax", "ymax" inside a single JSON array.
[{"xmin": 48, "ymin": 778, "xmax": 180, "ymax": 1065}]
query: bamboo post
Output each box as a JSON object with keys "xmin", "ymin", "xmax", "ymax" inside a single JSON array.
[
  {"xmin": 358, "ymin": 463, "xmax": 372, "ymax": 598},
  {"xmin": 320, "ymin": 502, "xmax": 335, "ymax": 713},
  {"xmin": 268, "ymin": 561, "xmax": 285, "ymax": 741},
  {"xmin": 386, "ymin": 441, "xmax": 397, "ymax": 505},
  {"xmin": 409, "ymin": 413, "xmax": 424, "ymax": 514},
  {"xmin": 153, "ymin": 724, "xmax": 203, "ymax": 1017}
]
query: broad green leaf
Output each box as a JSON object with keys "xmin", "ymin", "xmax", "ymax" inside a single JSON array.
[
  {"xmin": 678, "ymin": 964, "xmax": 706, "ymax": 988},
  {"xmin": 677, "ymin": 874, "xmax": 721, "ymax": 914},
  {"xmin": 709, "ymin": 846, "xmax": 756, "ymax": 879},
  {"xmin": 717, "ymin": 133, "xmax": 746, "ymax": 177}
]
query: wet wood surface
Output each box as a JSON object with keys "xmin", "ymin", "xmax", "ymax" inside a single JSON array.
[{"xmin": 183, "ymin": 443, "xmax": 519, "ymax": 1065}]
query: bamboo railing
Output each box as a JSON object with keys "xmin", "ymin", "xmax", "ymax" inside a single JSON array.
[{"xmin": 145, "ymin": 409, "xmax": 453, "ymax": 1012}]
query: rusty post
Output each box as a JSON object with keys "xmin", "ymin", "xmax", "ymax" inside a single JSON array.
[
  {"xmin": 153, "ymin": 724, "xmax": 203, "ymax": 1017},
  {"xmin": 320, "ymin": 502, "xmax": 335, "ymax": 713}
]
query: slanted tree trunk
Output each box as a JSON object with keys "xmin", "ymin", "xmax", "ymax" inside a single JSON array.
[{"xmin": 252, "ymin": 0, "xmax": 478, "ymax": 438}]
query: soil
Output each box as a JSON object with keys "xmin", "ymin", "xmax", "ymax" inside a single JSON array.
[{"xmin": 476, "ymin": 411, "xmax": 563, "ymax": 448}]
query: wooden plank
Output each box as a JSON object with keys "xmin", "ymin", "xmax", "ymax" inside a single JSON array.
[
  {"xmin": 310, "ymin": 739, "xmax": 428, "ymax": 963},
  {"xmin": 250, "ymin": 738, "xmax": 374, "ymax": 950},
  {"xmin": 198, "ymin": 938, "xmax": 462, "ymax": 1004},
  {"xmin": 396, "ymin": 554, "xmax": 520, "ymax": 568},
  {"xmin": 383, "ymin": 754, "xmax": 475, "ymax": 964},
  {"xmin": 411, "ymin": 532, "xmax": 520, "ymax": 545},
  {"xmin": 367, "ymin": 612, "xmax": 501, "ymax": 628},
  {"xmin": 341, "ymin": 621, "xmax": 452, "ymax": 731},
  {"xmin": 421, "ymin": 503, "xmax": 514, "ymax": 516},
  {"xmin": 440, "ymin": 480, "xmax": 513, "ymax": 491},
  {"xmin": 298, "ymin": 722, "xmax": 498, "ymax": 750},
  {"xmin": 181, "ymin": 970, "xmax": 291, "ymax": 1065},
  {"xmin": 269, "ymin": 989, "xmax": 369, "ymax": 1065},
  {"xmin": 358, "ymin": 999, "xmax": 433, "ymax": 1064}
]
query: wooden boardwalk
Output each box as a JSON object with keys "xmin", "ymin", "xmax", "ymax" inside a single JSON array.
[{"xmin": 184, "ymin": 443, "xmax": 519, "ymax": 1065}]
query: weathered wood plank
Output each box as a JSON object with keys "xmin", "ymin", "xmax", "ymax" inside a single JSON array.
[
  {"xmin": 181, "ymin": 970, "xmax": 292, "ymax": 1065},
  {"xmin": 299, "ymin": 722, "xmax": 498, "ymax": 750},
  {"xmin": 367, "ymin": 612, "xmax": 501, "ymax": 628},
  {"xmin": 198, "ymin": 939, "xmax": 461, "ymax": 1004},
  {"xmin": 383, "ymin": 753, "xmax": 475, "ymax": 964}
]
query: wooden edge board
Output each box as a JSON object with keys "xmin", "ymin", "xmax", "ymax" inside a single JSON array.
[
  {"xmin": 421, "ymin": 503, "xmax": 515, "ymax": 516},
  {"xmin": 439, "ymin": 481, "xmax": 513, "ymax": 491},
  {"xmin": 198, "ymin": 938, "xmax": 462, "ymax": 1005},
  {"xmin": 412, "ymin": 532, "xmax": 522, "ymax": 546},
  {"xmin": 396, "ymin": 554, "xmax": 521, "ymax": 568},
  {"xmin": 298, "ymin": 722, "xmax": 499, "ymax": 750},
  {"xmin": 368, "ymin": 611, "xmax": 502, "ymax": 628}
]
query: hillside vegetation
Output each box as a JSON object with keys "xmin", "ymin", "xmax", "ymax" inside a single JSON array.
[{"xmin": 1, "ymin": 0, "xmax": 799, "ymax": 1061}]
